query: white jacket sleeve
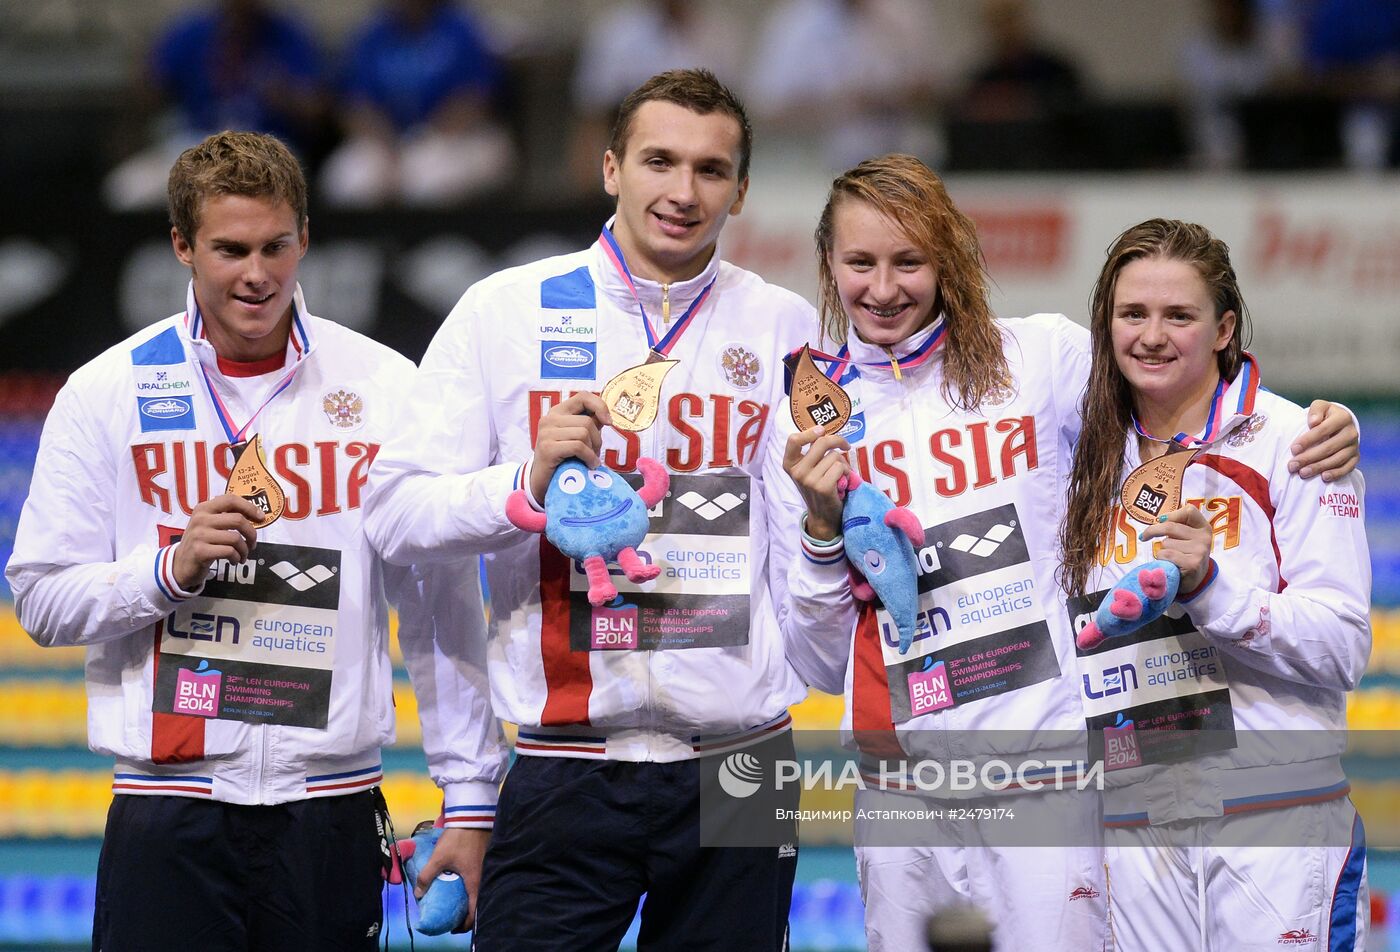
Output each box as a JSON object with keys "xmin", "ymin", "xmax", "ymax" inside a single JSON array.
[
  {"xmin": 1050, "ymin": 315, "xmax": 1090, "ymax": 454},
  {"xmin": 388, "ymin": 558, "xmax": 506, "ymax": 825},
  {"xmin": 6, "ymin": 382, "xmax": 198, "ymax": 648},
  {"xmin": 365, "ymin": 289, "xmax": 531, "ymax": 566},
  {"xmin": 764, "ymin": 411, "xmax": 855, "ymax": 695},
  {"xmin": 1184, "ymin": 460, "xmax": 1371, "ymax": 692}
]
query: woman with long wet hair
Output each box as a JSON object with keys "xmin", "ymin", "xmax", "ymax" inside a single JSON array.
[
  {"xmin": 1060, "ymin": 218, "xmax": 1370, "ymax": 951},
  {"xmin": 776, "ymin": 161, "xmax": 1362, "ymax": 951}
]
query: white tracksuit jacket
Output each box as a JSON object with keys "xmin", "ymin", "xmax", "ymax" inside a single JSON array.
[
  {"xmin": 365, "ymin": 234, "xmax": 823, "ymax": 761},
  {"xmin": 1075, "ymin": 357, "xmax": 1371, "ymax": 826},
  {"xmin": 782, "ymin": 314, "xmax": 1095, "ymax": 788},
  {"xmin": 5, "ymin": 286, "xmax": 505, "ymax": 820}
]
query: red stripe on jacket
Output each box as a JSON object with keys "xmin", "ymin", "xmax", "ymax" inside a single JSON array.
[
  {"xmin": 151, "ymin": 524, "xmax": 206, "ymax": 764},
  {"xmin": 851, "ymin": 603, "xmax": 904, "ymax": 759},
  {"xmin": 1194, "ymin": 454, "xmax": 1285, "ymax": 590},
  {"xmin": 538, "ymin": 539, "xmax": 593, "ymax": 725}
]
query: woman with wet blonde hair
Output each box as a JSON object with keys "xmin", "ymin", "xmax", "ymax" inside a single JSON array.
[
  {"xmin": 1060, "ymin": 218, "xmax": 1370, "ymax": 952},
  {"xmin": 775, "ymin": 160, "xmax": 1360, "ymax": 951}
]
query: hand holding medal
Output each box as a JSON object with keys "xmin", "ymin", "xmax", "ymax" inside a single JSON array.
[
  {"xmin": 226, "ymin": 433, "xmax": 286, "ymax": 528},
  {"xmin": 781, "ymin": 344, "xmax": 925, "ymax": 654}
]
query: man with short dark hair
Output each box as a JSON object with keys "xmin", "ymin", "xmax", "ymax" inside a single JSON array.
[
  {"xmin": 7, "ymin": 130, "xmax": 504, "ymax": 951},
  {"xmin": 366, "ymin": 69, "xmax": 821, "ymax": 950}
]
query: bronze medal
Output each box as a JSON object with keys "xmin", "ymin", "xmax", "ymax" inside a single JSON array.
[
  {"xmin": 787, "ymin": 344, "xmax": 853, "ymax": 433},
  {"xmin": 1120, "ymin": 441, "xmax": 1201, "ymax": 524},
  {"xmin": 600, "ymin": 356, "xmax": 679, "ymax": 432},
  {"xmin": 226, "ymin": 434, "xmax": 285, "ymax": 528}
]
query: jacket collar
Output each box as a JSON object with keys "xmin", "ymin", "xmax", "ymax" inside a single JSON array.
[
  {"xmin": 180, "ymin": 281, "xmax": 318, "ymax": 371},
  {"xmin": 842, "ymin": 314, "xmax": 947, "ymax": 375},
  {"xmin": 592, "ymin": 218, "xmax": 723, "ymax": 321}
]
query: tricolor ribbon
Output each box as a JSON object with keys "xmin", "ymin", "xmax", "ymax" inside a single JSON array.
[
  {"xmin": 186, "ymin": 303, "xmax": 311, "ymax": 444},
  {"xmin": 783, "ymin": 317, "xmax": 948, "ymax": 396},
  {"xmin": 599, "ymin": 226, "xmax": 715, "ymax": 359},
  {"xmin": 1131, "ymin": 353, "xmax": 1259, "ymax": 448}
]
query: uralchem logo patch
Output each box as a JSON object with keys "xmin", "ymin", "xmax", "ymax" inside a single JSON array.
[
  {"xmin": 718, "ymin": 751, "xmax": 764, "ymax": 799},
  {"xmin": 270, "ymin": 560, "xmax": 336, "ymax": 592},
  {"xmin": 540, "ymin": 341, "xmax": 596, "ymax": 380},
  {"xmin": 948, "ymin": 523, "xmax": 1015, "ymax": 558},
  {"xmin": 675, "ymin": 490, "xmax": 744, "ymax": 521}
]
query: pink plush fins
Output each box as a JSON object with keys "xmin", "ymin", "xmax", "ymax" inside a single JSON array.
[
  {"xmin": 617, "ymin": 547, "xmax": 660, "ymax": 583},
  {"xmin": 848, "ymin": 566, "xmax": 876, "ymax": 602},
  {"xmin": 505, "ymin": 490, "xmax": 548, "ymax": 533},
  {"xmin": 635, "ymin": 458, "xmax": 670, "ymax": 507},
  {"xmin": 1138, "ymin": 567, "xmax": 1168, "ymax": 600},
  {"xmin": 583, "ymin": 555, "xmax": 618, "ymax": 606},
  {"xmin": 1077, "ymin": 620, "xmax": 1105, "ymax": 650},
  {"xmin": 884, "ymin": 505, "xmax": 925, "ymax": 546},
  {"xmin": 1109, "ymin": 588, "xmax": 1144, "ymax": 622}
]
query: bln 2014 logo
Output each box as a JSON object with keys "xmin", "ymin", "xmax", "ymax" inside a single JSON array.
[
  {"xmin": 908, "ymin": 656, "xmax": 954, "ymax": 715},
  {"xmin": 1103, "ymin": 713, "xmax": 1142, "ymax": 771},
  {"xmin": 591, "ymin": 596, "xmax": 638, "ymax": 650},
  {"xmin": 173, "ymin": 660, "xmax": 222, "ymax": 717}
]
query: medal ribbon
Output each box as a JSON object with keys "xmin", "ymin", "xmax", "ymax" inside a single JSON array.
[
  {"xmin": 786, "ymin": 317, "xmax": 948, "ymax": 395},
  {"xmin": 187, "ymin": 303, "xmax": 312, "ymax": 444},
  {"xmin": 599, "ymin": 226, "xmax": 715, "ymax": 358},
  {"xmin": 1130, "ymin": 354, "xmax": 1258, "ymax": 449}
]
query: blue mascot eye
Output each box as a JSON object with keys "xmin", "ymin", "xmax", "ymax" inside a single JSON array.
[
  {"xmin": 863, "ymin": 550, "xmax": 886, "ymax": 575},
  {"xmin": 589, "ymin": 470, "xmax": 614, "ymax": 489},
  {"xmin": 558, "ymin": 470, "xmax": 586, "ymax": 495}
]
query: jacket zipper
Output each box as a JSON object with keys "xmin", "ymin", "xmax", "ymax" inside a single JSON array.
[{"xmin": 661, "ymin": 283, "xmax": 671, "ymax": 325}]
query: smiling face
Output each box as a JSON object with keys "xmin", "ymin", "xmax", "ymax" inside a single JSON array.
[
  {"xmin": 829, "ymin": 198, "xmax": 940, "ymax": 347},
  {"xmin": 172, "ymin": 193, "xmax": 307, "ymax": 362},
  {"xmin": 1110, "ymin": 255, "xmax": 1236, "ymax": 431},
  {"xmin": 603, "ymin": 100, "xmax": 748, "ymax": 284},
  {"xmin": 543, "ymin": 460, "xmax": 652, "ymax": 560},
  {"xmin": 550, "ymin": 461, "xmax": 635, "ymax": 526}
]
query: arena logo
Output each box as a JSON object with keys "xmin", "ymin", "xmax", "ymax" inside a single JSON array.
[
  {"xmin": 207, "ymin": 557, "xmax": 256, "ymax": 585},
  {"xmin": 270, "ymin": 560, "xmax": 337, "ymax": 593},
  {"xmin": 948, "ymin": 523, "xmax": 1016, "ymax": 558},
  {"xmin": 675, "ymin": 489, "xmax": 745, "ymax": 521}
]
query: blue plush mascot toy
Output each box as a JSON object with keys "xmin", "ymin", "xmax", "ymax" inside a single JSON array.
[
  {"xmin": 839, "ymin": 471, "xmax": 925, "ymax": 654},
  {"xmin": 390, "ymin": 824, "xmax": 470, "ymax": 936},
  {"xmin": 506, "ymin": 457, "xmax": 669, "ymax": 606},
  {"xmin": 1076, "ymin": 559, "xmax": 1181, "ymax": 650}
]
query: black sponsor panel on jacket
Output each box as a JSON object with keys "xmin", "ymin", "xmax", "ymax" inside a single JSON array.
[
  {"xmin": 1068, "ymin": 588, "xmax": 1237, "ymax": 767},
  {"xmin": 194, "ymin": 540, "xmax": 343, "ymax": 611},
  {"xmin": 1086, "ymin": 689, "xmax": 1236, "ymax": 769},
  {"xmin": 559, "ymin": 472, "xmax": 753, "ymax": 651},
  {"xmin": 153, "ymin": 654, "xmax": 333, "ymax": 729},
  {"xmin": 913, "ymin": 502, "xmax": 1029, "ymax": 595},
  {"xmin": 570, "ymin": 592, "xmax": 751, "ymax": 651},
  {"xmin": 885, "ymin": 621, "xmax": 1061, "ymax": 722},
  {"xmin": 646, "ymin": 473, "xmax": 751, "ymax": 537}
]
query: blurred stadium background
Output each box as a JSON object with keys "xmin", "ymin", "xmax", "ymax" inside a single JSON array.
[{"xmin": 1, "ymin": 0, "xmax": 1398, "ymax": 947}]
